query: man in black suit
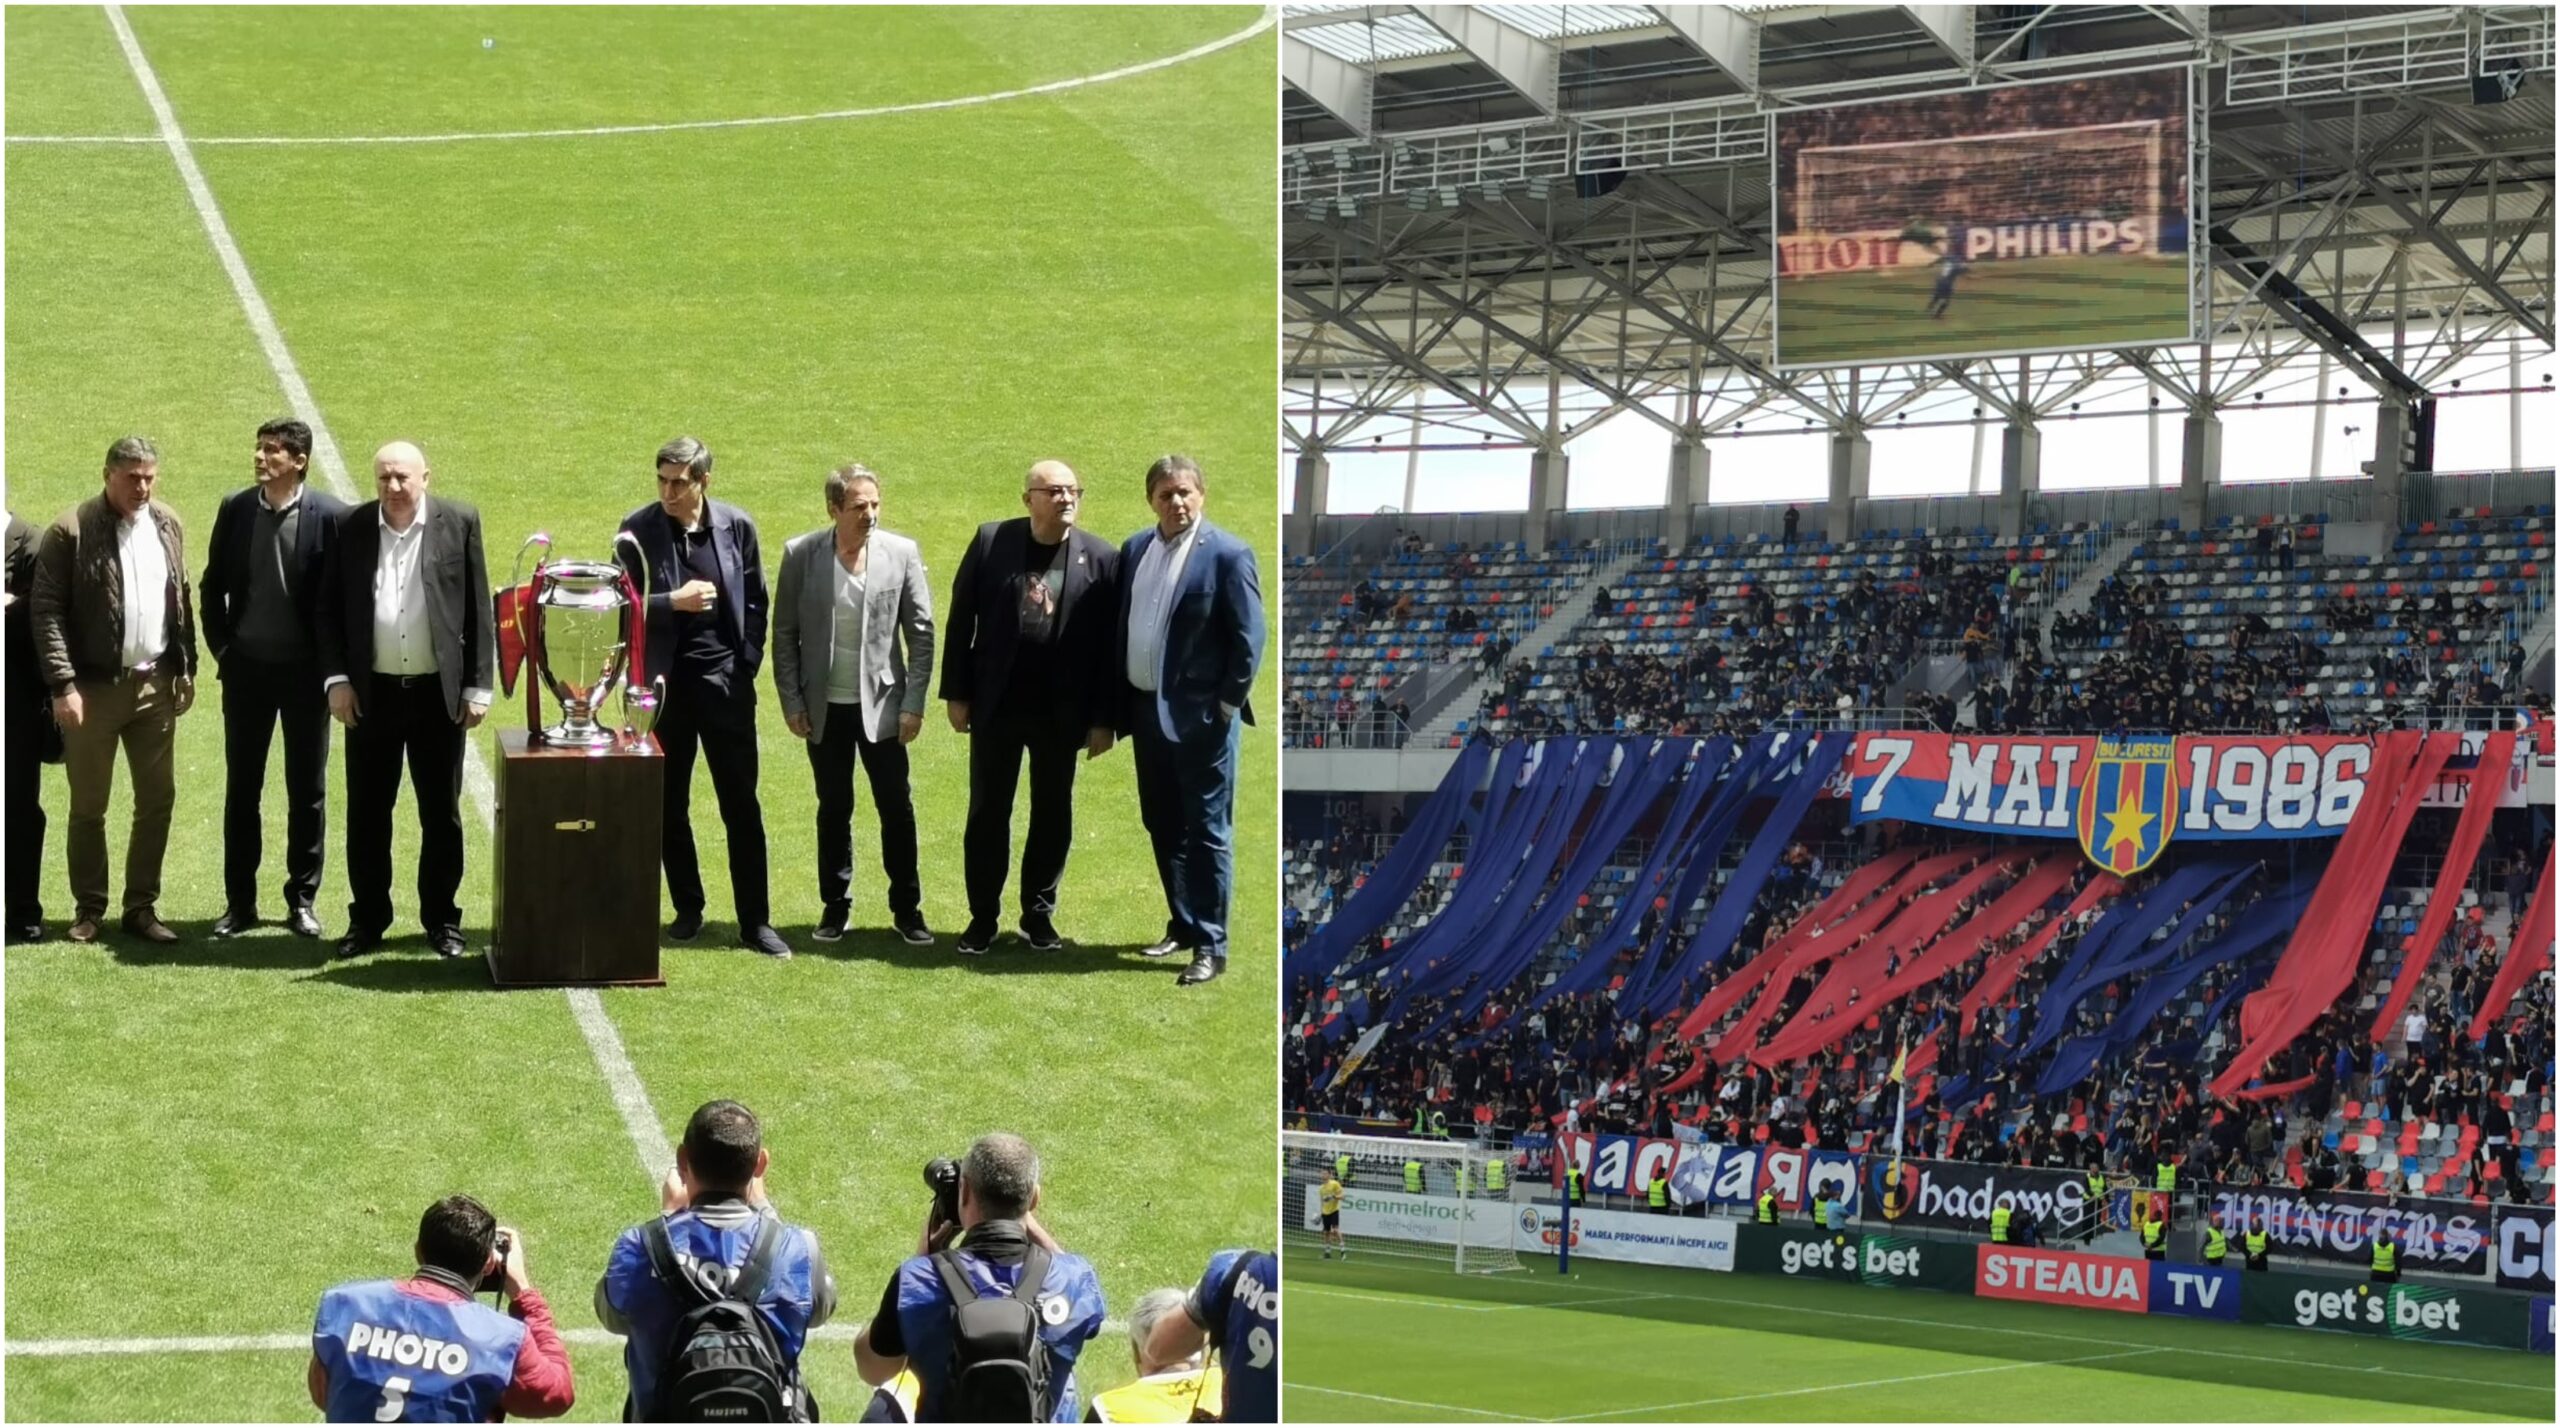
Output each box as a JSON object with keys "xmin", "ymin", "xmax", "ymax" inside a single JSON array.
[
  {"xmin": 6, "ymin": 504, "xmax": 48, "ymax": 941},
  {"xmin": 938, "ymin": 460, "xmax": 1121, "ymax": 955},
  {"xmin": 200, "ymin": 419, "xmax": 346, "ymax": 940},
  {"xmin": 315, "ymin": 441, "xmax": 492, "ymax": 960},
  {"xmin": 616, "ymin": 437, "xmax": 790, "ymax": 959}
]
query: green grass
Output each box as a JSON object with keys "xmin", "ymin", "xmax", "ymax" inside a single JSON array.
[
  {"xmin": 1287, "ymin": 1256, "xmax": 2558, "ymax": 1422},
  {"xmin": 1775, "ymin": 251, "xmax": 2191, "ymax": 368},
  {"xmin": 4, "ymin": 7, "xmax": 1274, "ymax": 1420}
]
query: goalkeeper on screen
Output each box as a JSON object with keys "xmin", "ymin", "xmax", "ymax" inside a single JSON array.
[{"xmin": 1318, "ymin": 1170, "xmax": 1345, "ymax": 1258}]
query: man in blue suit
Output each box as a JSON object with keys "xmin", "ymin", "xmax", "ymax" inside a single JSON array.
[{"xmin": 1117, "ymin": 456, "xmax": 1262, "ymax": 986}]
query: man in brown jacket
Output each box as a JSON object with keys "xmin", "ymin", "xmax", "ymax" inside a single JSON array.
[{"xmin": 29, "ymin": 436, "xmax": 199, "ymax": 943}]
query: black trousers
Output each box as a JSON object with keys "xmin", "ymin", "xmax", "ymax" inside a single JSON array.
[
  {"xmin": 220, "ymin": 654, "xmax": 329, "ymax": 913},
  {"xmin": 963, "ymin": 707, "xmax": 1080, "ymax": 927},
  {"xmin": 345, "ymin": 672, "xmax": 465, "ymax": 936},
  {"xmin": 807, "ymin": 703, "xmax": 919, "ymax": 919},
  {"xmin": 656, "ymin": 670, "xmax": 769, "ymax": 929},
  {"xmin": 6, "ymin": 705, "xmax": 44, "ymax": 927}
]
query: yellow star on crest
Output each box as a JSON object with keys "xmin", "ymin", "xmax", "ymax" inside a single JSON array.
[{"xmin": 2103, "ymin": 780, "xmax": 2153, "ymax": 857}]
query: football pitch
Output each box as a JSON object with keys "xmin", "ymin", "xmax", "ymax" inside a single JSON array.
[
  {"xmin": 1775, "ymin": 251, "xmax": 2190, "ymax": 367},
  {"xmin": 4, "ymin": 6, "xmax": 1274, "ymax": 1420},
  {"xmin": 1286, "ymin": 1256, "xmax": 2558, "ymax": 1423}
]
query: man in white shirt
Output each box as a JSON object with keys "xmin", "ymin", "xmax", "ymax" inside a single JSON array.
[
  {"xmin": 1115, "ymin": 456, "xmax": 1264, "ymax": 986},
  {"xmin": 27, "ymin": 436, "xmax": 200, "ymax": 944},
  {"xmin": 316, "ymin": 442, "xmax": 493, "ymax": 961}
]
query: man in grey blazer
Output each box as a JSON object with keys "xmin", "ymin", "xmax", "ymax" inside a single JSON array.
[{"xmin": 773, "ymin": 464, "xmax": 936, "ymax": 944}]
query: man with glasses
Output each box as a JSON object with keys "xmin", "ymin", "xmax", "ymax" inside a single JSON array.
[
  {"xmin": 938, "ymin": 461, "xmax": 1120, "ymax": 955},
  {"xmin": 616, "ymin": 437, "xmax": 790, "ymax": 959}
]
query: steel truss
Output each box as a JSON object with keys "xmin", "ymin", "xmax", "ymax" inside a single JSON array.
[{"xmin": 1284, "ymin": 4, "xmax": 2555, "ymax": 453}]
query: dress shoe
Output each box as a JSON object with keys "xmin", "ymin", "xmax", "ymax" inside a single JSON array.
[
  {"xmin": 333, "ymin": 930, "xmax": 382, "ymax": 960},
  {"xmin": 742, "ymin": 925, "xmax": 793, "ymax": 960},
  {"xmin": 123, "ymin": 911, "xmax": 180, "ymax": 944},
  {"xmin": 1018, "ymin": 912, "xmax": 1064, "ymax": 951},
  {"xmin": 812, "ymin": 905, "xmax": 849, "ymax": 943},
  {"xmin": 12, "ymin": 921, "xmax": 47, "ymax": 944},
  {"xmin": 955, "ymin": 921, "xmax": 997, "ymax": 956},
  {"xmin": 285, "ymin": 905, "xmax": 324, "ymax": 939},
  {"xmin": 667, "ymin": 910, "xmax": 705, "ymax": 941},
  {"xmin": 1176, "ymin": 952, "xmax": 1225, "ymax": 986},
  {"xmin": 1138, "ymin": 937, "xmax": 1185, "ymax": 959},
  {"xmin": 893, "ymin": 913, "xmax": 934, "ymax": 946},
  {"xmin": 430, "ymin": 926, "xmax": 468, "ymax": 960},
  {"xmin": 66, "ymin": 918, "xmax": 102, "ymax": 944},
  {"xmin": 211, "ymin": 908, "xmax": 259, "ymax": 939}
]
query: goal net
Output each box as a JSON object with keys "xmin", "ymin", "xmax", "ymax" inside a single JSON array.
[
  {"xmin": 1787, "ymin": 121, "xmax": 2166, "ymax": 275},
  {"xmin": 1283, "ymin": 1131, "xmax": 1524, "ymax": 1274}
]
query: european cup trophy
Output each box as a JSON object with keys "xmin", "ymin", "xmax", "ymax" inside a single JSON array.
[{"xmin": 495, "ymin": 532, "xmax": 655, "ymax": 751}]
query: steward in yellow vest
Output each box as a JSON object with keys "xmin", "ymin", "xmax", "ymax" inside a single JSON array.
[
  {"xmin": 1403, "ymin": 1159, "xmax": 1424, "ymax": 1194},
  {"xmin": 2371, "ymin": 1232, "xmax": 2400, "ymax": 1283},
  {"xmin": 2244, "ymin": 1223, "xmax": 2271, "ymax": 1271},
  {"xmin": 1648, "ymin": 1171, "xmax": 1670, "ymax": 1213},
  {"xmin": 1755, "ymin": 1189, "xmax": 1778, "ymax": 1224},
  {"xmin": 2140, "ymin": 1216, "xmax": 2166, "ymax": 1261},
  {"xmin": 2203, "ymin": 1223, "xmax": 2228, "ymax": 1264},
  {"xmin": 1990, "ymin": 1204, "xmax": 2013, "ymax": 1243}
]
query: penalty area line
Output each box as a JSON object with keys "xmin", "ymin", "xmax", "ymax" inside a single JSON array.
[{"xmin": 106, "ymin": 2, "xmax": 676, "ymax": 1190}]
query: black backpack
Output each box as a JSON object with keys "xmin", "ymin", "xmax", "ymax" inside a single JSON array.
[
  {"xmin": 643, "ymin": 1215, "xmax": 803, "ymax": 1422},
  {"xmin": 934, "ymin": 1245, "xmax": 1052, "ymax": 1422}
]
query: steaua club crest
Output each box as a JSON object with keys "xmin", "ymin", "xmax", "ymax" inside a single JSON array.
[{"xmin": 2075, "ymin": 735, "xmax": 2180, "ymax": 875}]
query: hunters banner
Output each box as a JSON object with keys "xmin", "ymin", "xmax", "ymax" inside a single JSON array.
[
  {"xmin": 1842, "ymin": 733, "xmax": 2528, "ymax": 860},
  {"xmin": 1866, "ymin": 1155, "xmax": 2105, "ymax": 1238},
  {"xmin": 2203, "ymin": 1183, "xmax": 2494, "ymax": 1276}
]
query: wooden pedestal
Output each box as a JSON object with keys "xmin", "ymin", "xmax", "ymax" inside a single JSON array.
[{"xmin": 490, "ymin": 727, "xmax": 665, "ymax": 987}]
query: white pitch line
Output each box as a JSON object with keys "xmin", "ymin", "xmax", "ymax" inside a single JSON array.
[
  {"xmin": 1292, "ymin": 1284, "xmax": 1499, "ymax": 1312},
  {"xmin": 1547, "ymin": 1347, "xmax": 2164, "ymax": 1421},
  {"xmin": 1282, "ymin": 1383, "xmax": 1541, "ymax": 1422},
  {"xmin": 31, "ymin": 7, "xmax": 1273, "ymax": 147},
  {"xmin": 567, "ymin": 988, "xmax": 677, "ymax": 1185},
  {"xmin": 108, "ymin": 2, "xmax": 666, "ymax": 1186}
]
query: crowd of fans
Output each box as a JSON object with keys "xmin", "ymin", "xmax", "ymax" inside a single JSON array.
[{"xmin": 1287, "ymin": 795, "xmax": 2555, "ymax": 1208}]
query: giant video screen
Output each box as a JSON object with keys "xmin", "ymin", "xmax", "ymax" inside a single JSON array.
[{"xmin": 1772, "ymin": 69, "xmax": 2192, "ymax": 368}]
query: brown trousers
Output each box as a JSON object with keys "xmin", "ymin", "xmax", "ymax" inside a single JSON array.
[{"xmin": 60, "ymin": 672, "xmax": 177, "ymax": 919}]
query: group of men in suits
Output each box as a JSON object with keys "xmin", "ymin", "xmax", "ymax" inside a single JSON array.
[{"xmin": 7, "ymin": 432, "xmax": 1264, "ymax": 987}]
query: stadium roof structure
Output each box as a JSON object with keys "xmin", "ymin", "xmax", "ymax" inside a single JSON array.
[{"xmin": 1283, "ymin": 3, "xmax": 2555, "ymax": 538}]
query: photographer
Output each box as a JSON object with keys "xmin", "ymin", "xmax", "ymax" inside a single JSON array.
[
  {"xmin": 1085, "ymin": 1289, "xmax": 1223, "ymax": 1423},
  {"xmin": 1141, "ymin": 1249, "xmax": 1277, "ymax": 1424},
  {"xmin": 308, "ymin": 1195, "xmax": 574, "ymax": 1422},
  {"xmin": 853, "ymin": 1133, "xmax": 1106, "ymax": 1422},
  {"xmin": 598, "ymin": 1100, "xmax": 837, "ymax": 1421}
]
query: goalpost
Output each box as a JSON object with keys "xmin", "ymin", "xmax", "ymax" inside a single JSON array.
[
  {"xmin": 1283, "ymin": 1130, "xmax": 1525, "ymax": 1274},
  {"xmin": 1790, "ymin": 120, "xmax": 2166, "ymax": 270}
]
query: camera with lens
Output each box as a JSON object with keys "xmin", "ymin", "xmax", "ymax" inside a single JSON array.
[
  {"xmin": 923, "ymin": 1157, "xmax": 962, "ymax": 1232},
  {"xmin": 477, "ymin": 1229, "xmax": 514, "ymax": 1294}
]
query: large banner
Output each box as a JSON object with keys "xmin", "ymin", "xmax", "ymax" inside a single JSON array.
[
  {"xmin": 1867, "ymin": 1156, "xmax": 2104, "ymax": 1238},
  {"xmin": 2203, "ymin": 1184, "xmax": 2494, "ymax": 1276},
  {"xmin": 2495, "ymin": 1204, "xmax": 2554, "ymax": 1292},
  {"xmin": 1844, "ymin": 732, "xmax": 2528, "ymax": 855},
  {"xmin": 2147, "ymin": 1261, "xmax": 2241, "ymax": 1321},
  {"xmin": 1975, "ymin": 1245, "xmax": 2150, "ymax": 1313},
  {"xmin": 1556, "ymin": 1132, "xmax": 1781, "ymax": 1212},
  {"xmin": 1756, "ymin": 1146, "xmax": 1866, "ymax": 1219},
  {"xmin": 1519, "ymin": 1204, "xmax": 1737, "ymax": 1272},
  {"xmin": 1772, "ymin": 69, "xmax": 2191, "ymax": 367}
]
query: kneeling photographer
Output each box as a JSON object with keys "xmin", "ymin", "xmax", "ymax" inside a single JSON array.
[
  {"xmin": 598, "ymin": 1099, "xmax": 837, "ymax": 1421},
  {"xmin": 853, "ymin": 1133, "xmax": 1106, "ymax": 1422},
  {"xmin": 308, "ymin": 1194, "xmax": 575, "ymax": 1422}
]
